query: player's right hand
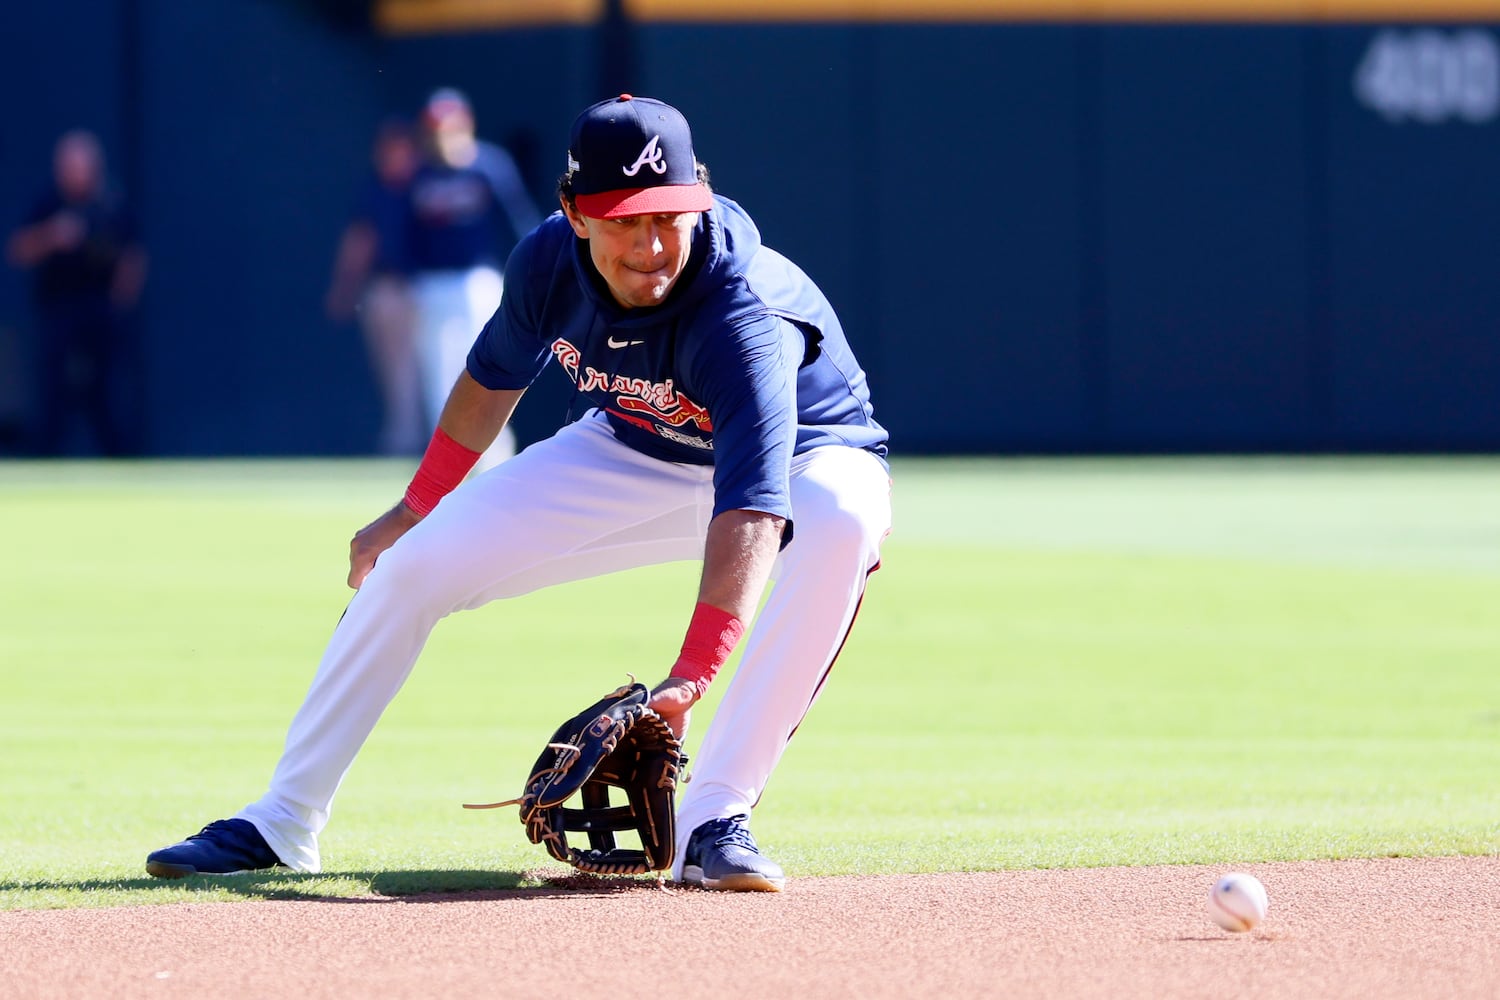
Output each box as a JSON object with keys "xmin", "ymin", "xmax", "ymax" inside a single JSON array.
[
  {"xmin": 648, "ymin": 677, "xmax": 700, "ymax": 740},
  {"xmin": 347, "ymin": 502, "xmax": 422, "ymax": 589}
]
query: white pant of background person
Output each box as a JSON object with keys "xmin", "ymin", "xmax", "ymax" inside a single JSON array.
[
  {"xmin": 359, "ymin": 275, "xmax": 424, "ymax": 456},
  {"xmin": 237, "ymin": 410, "xmax": 892, "ymax": 875},
  {"xmin": 411, "ymin": 265, "xmax": 515, "ymax": 471}
]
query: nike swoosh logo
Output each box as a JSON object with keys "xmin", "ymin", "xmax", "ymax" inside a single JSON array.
[{"xmin": 607, "ymin": 336, "xmax": 645, "ymax": 349}]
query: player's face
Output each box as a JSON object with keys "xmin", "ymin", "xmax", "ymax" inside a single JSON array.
[
  {"xmin": 54, "ymin": 134, "xmax": 103, "ymax": 201},
  {"xmin": 375, "ymin": 134, "xmax": 417, "ymax": 186},
  {"xmin": 564, "ymin": 204, "xmax": 699, "ymax": 309}
]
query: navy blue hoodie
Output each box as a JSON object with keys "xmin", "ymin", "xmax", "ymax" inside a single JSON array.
[{"xmin": 467, "ymin": 194, "xmax": 887, "ymax": 524}]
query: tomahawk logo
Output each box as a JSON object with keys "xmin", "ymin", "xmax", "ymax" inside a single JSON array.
[{"xmin": 622, "ymin": 135, "xmax": 667, "ymax": 177}]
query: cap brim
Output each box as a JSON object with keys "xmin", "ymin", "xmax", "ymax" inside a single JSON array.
[{"xmin": 575, "ymin": 184, "xmax": 713, "ymax": 219}]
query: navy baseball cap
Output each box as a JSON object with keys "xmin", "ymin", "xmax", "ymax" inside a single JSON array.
[{"xmin": 567, "ymin": 94, "xmax": 713, "ymax": 219}]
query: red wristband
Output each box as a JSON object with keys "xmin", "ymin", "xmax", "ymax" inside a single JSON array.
[
  {"xmin": 669, "ymin": 601, "xmax": 746, "ymax": 698},
  {"xmin": 402, "ymin": 428, "xmax": 481, "ymax": 517}
]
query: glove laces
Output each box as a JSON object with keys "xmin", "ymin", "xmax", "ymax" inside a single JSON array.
[{"xmin": 462, "ymin": 743, "xmax": 581, "ymax": 810}]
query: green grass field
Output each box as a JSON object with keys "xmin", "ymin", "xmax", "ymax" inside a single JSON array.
[{"xmin": 2, "ymin": 456, "xmax": 1497, "ymax": 909}]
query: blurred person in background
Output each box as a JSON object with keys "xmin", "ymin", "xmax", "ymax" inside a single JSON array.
[
  {"xmin": 6, "ymin": 129, "xmax": 148, "ymax": 456},
  {"xmin": 406, "ymin": 87, "xmax": 540, "ymax": 470},
  {"xmin": 325, "ymin": 116, "xmax": 424, "ymax": 456}
]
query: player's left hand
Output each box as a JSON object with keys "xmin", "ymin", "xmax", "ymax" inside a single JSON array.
[
  {"xmin": 648, "ymin": 677, "xmax": 699, "ymax": 740},
  {"xmin": 347, "ymin": 502, "xmax": 422, "ymax": 589}
]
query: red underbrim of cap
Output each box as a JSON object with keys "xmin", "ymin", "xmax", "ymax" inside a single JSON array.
[{"xmin": 575, "ymin": 184, "xmax": 714, "ymax": 219}]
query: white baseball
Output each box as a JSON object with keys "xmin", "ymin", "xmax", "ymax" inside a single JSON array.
[{"xmin": 1207, "ymin": 872, "xmax": 1269, "ymax": 932}]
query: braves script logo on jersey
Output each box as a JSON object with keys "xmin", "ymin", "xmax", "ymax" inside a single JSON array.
[
  {"xmin": 622, "ymin": 136, "xmax": 668, "ymax": 177},
  {"xmin": 552, "ymin": 339, "xmax": 712, "ymax": 448}
]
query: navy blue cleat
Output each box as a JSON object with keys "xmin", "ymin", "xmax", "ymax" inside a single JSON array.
[
  {"xmin": 145, "ymin": 818, "xmax": 284, "ymax": 879},
  {"xmin": 680, "ymin": 814, "xmax": 786, "ymax": 892}
]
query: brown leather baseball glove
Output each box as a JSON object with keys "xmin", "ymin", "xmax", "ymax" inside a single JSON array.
[{"xmin": 466, "ymin": 681, "xmax": 686, "ymax": 874}]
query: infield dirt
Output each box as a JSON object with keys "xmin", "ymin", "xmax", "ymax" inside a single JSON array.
[{"xmin": 3, "ymin": 855, "xmax": 1497, "ymax": 999}]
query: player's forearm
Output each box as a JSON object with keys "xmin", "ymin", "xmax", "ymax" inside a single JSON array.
[
  {"xmin": 663, "ymin": 510, "xmax": 784, "ymax": 698},
  {"xmin": 6, "ymin": 224, "xmax": 51, "ymax": 267},
  {"xmin": 437, "ymin": 370, "xmax": 524, "ymax": 452},
  {"xmin": 696, "ymin": 509, "xmax": 785, "ymax": 621},
  {"xmin": 111, "ymin": 248, "xmax": 148, "ymax": 308},
  {"xmin": 401, "ymin": 373, "xmax": 524, "ymax": 517},
  {"xmin": 330, "ymin": 225, "xmax": 377, "ymax": 287}
]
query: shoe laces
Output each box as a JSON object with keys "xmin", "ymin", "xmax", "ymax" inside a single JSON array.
[
  {"xmin": 195, "ymin": 819, "xmax": 252, "ymax": 844},
  {"xmin": 699, "ymin": 815, "xmax": 758, "ymax": 853}
]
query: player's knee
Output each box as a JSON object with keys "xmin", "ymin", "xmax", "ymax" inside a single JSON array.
[
  {"xmin": 791, "ymin": 497, "xmax": 884, "ymax": 567},
  {"xmin": 366, "ymin": 533, "xmax": 469, "ymax": 605}
]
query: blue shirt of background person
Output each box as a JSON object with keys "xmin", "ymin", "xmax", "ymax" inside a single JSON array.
[
  {"xmin": 406, "ymin": 91, "xmax": 541, "ymax": 274},
  {"xmin": 357, "ymin": 141, "xmax": 415, "ymax": 278},
  {"xmin": 19, "ymin": 174, "xmax": 140, "ymax": 306},
  {"xmin": 326, "ymin": 116, "xmax": 419, "ymax": 304}
]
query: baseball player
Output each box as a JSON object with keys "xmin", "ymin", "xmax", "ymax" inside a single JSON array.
[
  {"xmin": 146, "ymin": 94, "xmax": 891, "ymax": 892},
  {"xmin": 408, "ymin": 87, "xmax": 541, "ymax": 468}
]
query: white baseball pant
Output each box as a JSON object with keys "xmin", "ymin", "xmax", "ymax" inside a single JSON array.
[
  {"xmin": 411, "ymin": 265, "xmax": 515, "ymax": 470},
  {"xmin": 239, "ymin": 409, "xmax": 892, "ymax": 874}
]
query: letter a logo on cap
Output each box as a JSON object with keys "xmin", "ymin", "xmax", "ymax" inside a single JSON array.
[{"xmin": 622, "ymin": 135, "xmax": 668, "ymax": 177}]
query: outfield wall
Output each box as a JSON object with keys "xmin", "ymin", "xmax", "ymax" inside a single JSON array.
[{"xmin": 1, "ymin": 3, "xmax": 1497, "ymax": 455}]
